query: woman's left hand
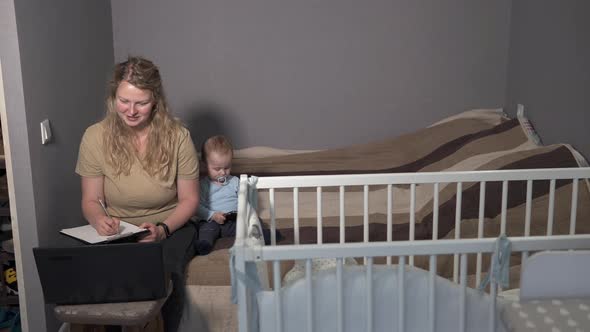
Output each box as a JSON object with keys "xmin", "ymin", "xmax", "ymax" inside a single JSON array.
[{"xmin": 138, "ymin": 222, "xmax": 166, "ymax": 242}]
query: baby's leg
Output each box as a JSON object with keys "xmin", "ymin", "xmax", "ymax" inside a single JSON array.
[
  {"xmin": 196, "ymin": 221, "xmax": 220, "ymax": 255},
  {"xmin": 220, "ymin": 220, "xmax": 236, "ymax": 238}
]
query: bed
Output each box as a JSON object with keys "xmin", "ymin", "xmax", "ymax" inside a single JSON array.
[{"xmin": 180, "ymin": 108, "xmax": 590, "ymax": 331}]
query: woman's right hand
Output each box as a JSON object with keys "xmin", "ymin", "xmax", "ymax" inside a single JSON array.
[{"xmin": 93, "ymin": 215, "xmax": 121, "ymax": 236}]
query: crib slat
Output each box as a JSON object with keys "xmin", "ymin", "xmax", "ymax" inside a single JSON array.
[
  {"xmin": 489, "ymin": 281, "xmax": 497, "ymax": 332},
  {"xmin": 398, "ymin": 256, "xmax": 406, "ymax": 332},
  {"xmin": 337, "ymin": 258, "xmax": 343, "ymax": 332},
  {"xmin": 432, "ymin": 183, "xmax": 439, "ymax": 240},
  {"xmin": 459, "ymin": 254, "xmax": 467, "ymax": 332},
  {"xmin": 428, "ymin": 255, "xmax": 437, "ymax": 332},
  {"xmin": 387, "ymin": 184, "xmax": 393, "ymax": 265},
  {"xmin": 364, "ymin": 185, "xmax": 369, "ymax": 265},
  {"xmin": 498, "ymin": 184, "xmax": 505, "ymax": 293},
  {"xmin": 524, "ymin": 180, "xmax": 533, "ymax": 237},
  {"xmin": 364, "ymin": 185, "xmax": 369, "ymax": 243},
  {"xmin": 522, "ymin": 180, "xmax": 533, "ymax": 261},
  {"xmin": 409, "ymin": 184, "xmax": 416, "ymax": 266},
  {"xmin": 569, "ymin": 179, "xmax": 578, "ymax": 235},
  {"xmin": 270, "ymin": 188, "xmax": 277, "ymax": 245},
  {"xmin": 547, "ymin": 179, "xmax": 556, "ymax": 235},
  {"xmin": 501, "ymin": 180, "xmax": 508, "ymax": 234},
  {"xmin": 476, "ymin": 181, "xmax": 486, "ymax": 286},
  {"xmin": 306, "ymin": 259, "xmax": 313, "ymax": 332},
  {"xmin": 453, "ymin": 182, "xmax": 462, "ymax": 283},
  {"xmin": 294, "ymin": 188, "xmax": 300, "ymax": 245},
  {"xmin": 235, "ymin": 249, "xmax": 249, "ymax": 332},
  {"xmin": 488, "ymin": 254, "xmax": 498, "ymax": 332},
  {"xmin": 340, "ymin": 186, "xmax": 345, "ymax": 243},
  {"xmin": 366, "ymin": 257, "xmax": 373, "ymax": 332},
  {"xmin": 273, "ymin": 260, "xmax": 283, "ymax": 332},
  {"xmin": 317, "ymin": 187, "xmax": 323, "ymax": 244}
]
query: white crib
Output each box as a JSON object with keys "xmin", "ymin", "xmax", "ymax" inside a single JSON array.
[{"xmin": 231, "ymin": 168, "xmax": 590, "ymax": 332}]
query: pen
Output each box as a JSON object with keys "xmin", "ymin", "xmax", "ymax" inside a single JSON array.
[
  {"xmin": 98, "ymin": 198, "xmax": 120, "ymax": 234},
  {"xmin": 98, "ymin": 198, "xmax": 111, "ymax": 218}
]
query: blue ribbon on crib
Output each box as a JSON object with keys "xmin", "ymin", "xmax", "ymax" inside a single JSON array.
[
  {"xmin": 230, "ymin": 248, "xmax": 262, "ymax": 332},
  {"xmin": 229, "ymin": 177, "xmax": 263, "ymax": 332},
  {"xmin": 230, "ymin": 175, "xmax": 264, "ymax": 305},
  {"xmin": 230, "ymin": 174, "xmax": 264, "ymax": 304},
  {"xmin": 478, "ymin": 234, "xmax": 511, "ymax": 291},
  {"xmin": 248, "ymin": 176, "xmax": 259, "ymax": 211},
  {"xmin": 229, "ymin": 248, "xmax": 263, "ymax": 303}
]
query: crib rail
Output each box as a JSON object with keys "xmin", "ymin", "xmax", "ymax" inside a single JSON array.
[
  {"xmin": 251, "ymin": 167, "xmax": 590, "ymax": 188},
  {"xmin": 234, "ymin": 167, "xmax": 590, "ymax": 332},
  {"xmin": 244, "ymin": 234, "xmax": 590, "ymax": 262}
]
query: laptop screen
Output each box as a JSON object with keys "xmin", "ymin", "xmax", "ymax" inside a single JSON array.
[{"xmin": 33, "ymin": 242, "xmax": 168, "ymax": 304}]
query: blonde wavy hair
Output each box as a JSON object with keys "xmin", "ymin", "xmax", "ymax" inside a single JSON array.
[{"xmin": 103, "ymin": 56, "xmax": 181, "ymax": 181}]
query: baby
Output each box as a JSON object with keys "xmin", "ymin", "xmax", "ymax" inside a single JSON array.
[{"xmin": 194, "ymin": 135, "xmax": 238, "ymax": 254}]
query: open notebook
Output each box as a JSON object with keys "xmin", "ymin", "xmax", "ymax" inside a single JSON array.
[{"xmin": 60, "ymin": 221, "xmax": 149, "ymax": 244}]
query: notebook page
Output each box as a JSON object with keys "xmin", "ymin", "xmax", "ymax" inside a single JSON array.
[{"xmin": 60, "ymin": 221, "xmax": 147, "ymax": 244}]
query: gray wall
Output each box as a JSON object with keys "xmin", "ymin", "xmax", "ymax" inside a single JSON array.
[
  {"xmin": 14, "ymin": 0, "xmax": 114, "ymax": 245},
  {"xmin": 505, "ymin": 0, "xmax": 590, "ymax": 160},
  {"xmin": 14, "ymin": 0, "xmax": 114, "ymax": 243},
  {"xmin": 4, "ymin": 0, "xmax": 114, "ymax": 330},
  {"xmin": 112, "ymin": 0, "xmax": 512, "ymax": 149}
]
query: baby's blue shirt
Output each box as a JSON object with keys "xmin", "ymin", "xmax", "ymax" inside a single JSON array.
[{"xmin": 197, "ymin": 176, "xmax": 239, "ymax": 221}]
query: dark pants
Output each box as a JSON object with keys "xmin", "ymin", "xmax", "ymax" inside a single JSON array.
[
  {"xmin": 161, "ymin": 222, "xmax": 197, "ymax": 332},
  {"xmin": 195, "ymin": 220, "xmax": 236, "ymax": 254},
  {"xmin": 195, "ymin": 219, "xmax": 281, "ymax": 255}
]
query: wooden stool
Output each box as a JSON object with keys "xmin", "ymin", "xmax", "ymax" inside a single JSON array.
[
  {"xmin": 55, "ymin": 299, "xmax": 165, "ymax": 332},
  {"xmin": 54, "ymin": 283, "xmax": 171, "ymax": 332}
]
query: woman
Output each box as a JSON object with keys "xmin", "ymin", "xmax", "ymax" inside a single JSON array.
[{"xmin": 75, "ymin": 56, "xmax": 199, "ymax": 331}]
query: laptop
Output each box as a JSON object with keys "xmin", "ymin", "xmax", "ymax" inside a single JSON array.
[{"xmin": 33, "ymin": 242, "xmax": 168, "ymax": 304}]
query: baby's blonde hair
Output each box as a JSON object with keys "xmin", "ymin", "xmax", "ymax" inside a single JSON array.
[{"xmin": 201, "ymin": 135, "xmax": 233, "ymax": 164}]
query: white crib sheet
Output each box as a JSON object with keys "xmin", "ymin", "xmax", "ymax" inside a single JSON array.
[{"xmin": 257, "ymin": 265, "xmax": 507, "ymax": 332}]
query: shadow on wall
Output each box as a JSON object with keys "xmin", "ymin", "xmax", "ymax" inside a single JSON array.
[{"xmin": 183, "ymin": 101, "xmax": 245, "ymax": 153}]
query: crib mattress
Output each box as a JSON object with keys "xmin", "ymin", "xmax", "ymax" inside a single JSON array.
[
  {"xmin": 501, "ymin": 298, "xmax": 590, "ymax": 332},
  {"xmin": 257, "ymin": 265, "xmax": 507, "ymax": 332}
]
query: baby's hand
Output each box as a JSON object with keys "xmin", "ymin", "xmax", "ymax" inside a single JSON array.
[{"xmin": 211, "ymin": 212, "xmax": 226, "ymax": 224}]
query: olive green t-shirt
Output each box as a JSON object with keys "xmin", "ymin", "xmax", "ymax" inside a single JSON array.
[{"xmin": 75, "ymin": 122, "xmax": 199, "ymax": 225}]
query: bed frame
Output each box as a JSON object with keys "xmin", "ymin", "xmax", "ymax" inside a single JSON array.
[{"xmin": 232, "ymin": 168, "xmax": 590, "ymax": 332}]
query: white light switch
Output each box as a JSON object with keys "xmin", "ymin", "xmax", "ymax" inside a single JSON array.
[{"xmin": 40, "ymin": 119, "xmax": 52, "ymax": 144}]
